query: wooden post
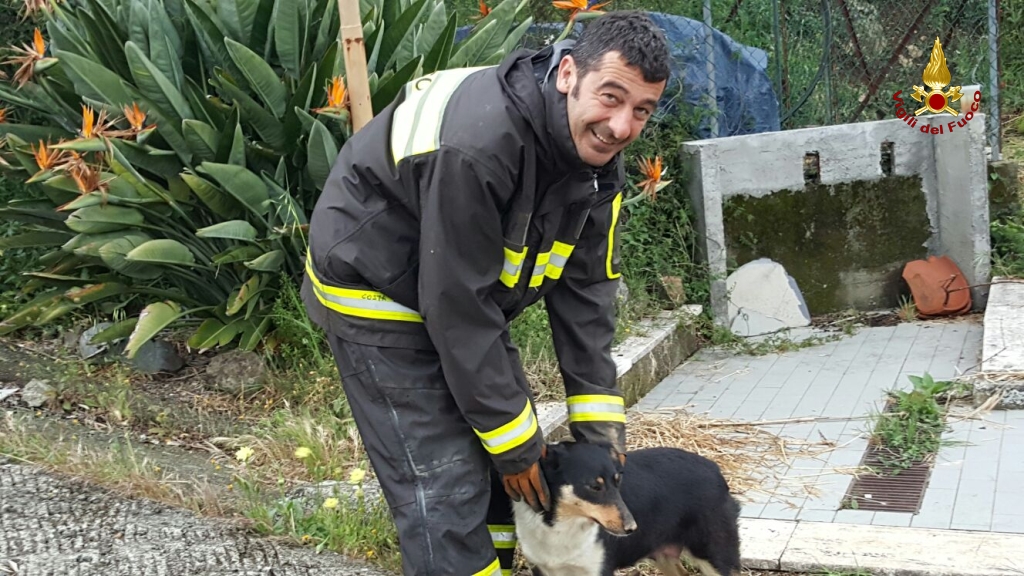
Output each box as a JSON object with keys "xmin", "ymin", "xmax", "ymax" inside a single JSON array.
[{"xmin": 337, "ymin": 0, "xmax": 374, "ymax": 132}]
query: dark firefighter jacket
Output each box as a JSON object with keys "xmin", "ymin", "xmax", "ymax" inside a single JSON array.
[{"xmin": 302, "ymin": 41, "xmax": 628, "ymax": 476}]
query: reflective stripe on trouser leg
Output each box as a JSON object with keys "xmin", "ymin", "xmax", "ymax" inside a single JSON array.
[
  {"xmin": 566, "ymin": 394, "xmax": 626, "ymax": 423},
  {"xmin": 324, "ymin": 334, "xmax": 497, "ymax": 575},
  {"xmin": 487, "ymin": 465, "xmax": 517, "ymax": 575}
]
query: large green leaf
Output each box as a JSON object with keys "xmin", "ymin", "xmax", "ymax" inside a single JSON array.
[
  {"xmin": 64, "ymin": 282, "xmax": 129, "ymax": 306},
  {"xmin": 196, "ymin": 220, "xmax": 259, "ymax": 241},
  {"xmin": 124, "ymin": 41, "xmax": 194, "ymax": 123},
  {"xmin": 54, "ymin": 49, "xmax": 136, "ymax": 108},
  {"xmin": 125, "ymin": 300, "xmax": 185, "ymax": 358},
  {"xmin": 213, "ymin": 71, "xmax": 288, "ymax": 150},
  {"xmin": 181, "ymin": 172, "xmax": 244, "ymax": 219},
  {"xmin": 0, "ymin": 231, "xmax": 74, "ymax": 249},
  {"xmin": 372, "ymin": 55, "xmax": 421, "ymax": 114},
  {"xmin": 244, "ymin": 249, "xmax": 284, "ymax": 271},
  {"xmin": 306, "ymin": 118, "xmax": 338, "ymax": 190},
  {"xmin": 377, "ymin": 0, "xmax": 429, "ymax": 75},
  {"xmin": 421, "ymin": 12, "xmax": 456, "ymax": 74},
  {"xmin": 183, "ymin": 119, "xmax": 220, "ymax": 163},
  {"xmin": 196, "ymin": 162, "xmax": 271, "ymax": 217},
  {"xmin": 148, "ymin": 0, "xmax": 186, "ymax": 91},
  {"xmin": 188, "ymin": 317, "xmax": 243, "ymax": 350},
  {"xmin": 99, "ymin": 233, "xmax": 163, "ymax": 279},
  {"xmin": 225, "ymin": 38, "xmax": 288, "ymax": 117},
  {"xmin": 273, "ymin": 0, "xmax": 304, "ymax": 79},
  {"xmin": 65, "ymin": 205, "xmax": 146, "ymax": 234},
  {"xmin": 447, "ymin": 18, "xmax": 498, "ymax": 68},
  {"xmin": 213, "ymin": 245, "xmax": 265, "ymax": 265},
  {"xmin": 125, "ymin": 238, "xmax": 198, "ymax": 266},
  {"xmin": 218, "ymin": 0, "xmax": 261, "ymax": 45}
]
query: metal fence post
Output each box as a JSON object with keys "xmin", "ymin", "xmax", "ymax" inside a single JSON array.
[
  {"xmin": 989, "ymin": 0, "xmax": 1001, "ymax": 160},
  {"xmin": 704, "ymin": 0, "xmax": 719, "ymax": 138}
]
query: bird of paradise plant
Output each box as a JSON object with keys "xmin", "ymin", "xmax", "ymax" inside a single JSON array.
[
  {"xmin": 2, "ymin": 27, "xmax": 55, "ymax": 88},
  {"xmin": 622, "ymin": 155, "xmax": 672, "ymax": 207},
  {"xmin": 552, "ymin": 0, "xmax": 611, "ymax": 41}
]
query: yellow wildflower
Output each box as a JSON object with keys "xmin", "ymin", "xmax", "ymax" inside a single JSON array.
[
  {"xmin": 323, "ymin": 497, "xmax": 339, "ymax": 509},
  {"xmin": 235, "ymin": 446, "xmax": 254, "ymax": 463},
  {"xmin": 349, "ymin": 467, "xmax": 366, "ymax": 484},
  {"xmin": 294, "ymin": 446, "xmax": 313, "ymax": 459}
]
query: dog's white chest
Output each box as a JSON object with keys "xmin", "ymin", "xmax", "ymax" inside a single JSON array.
[{"xmin": 513, "ymin": 501, "xmax": 606, "ymax": 576}]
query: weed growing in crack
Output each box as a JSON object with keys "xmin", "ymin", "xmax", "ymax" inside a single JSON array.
[{"xmin": 869, "ymin": 372, "xmax": 960, "ymax": 472}]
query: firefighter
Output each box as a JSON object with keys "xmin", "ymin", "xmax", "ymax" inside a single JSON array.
[{"xmin": 302, "ymin": 10, "xmax": 670, "ymax": 575}]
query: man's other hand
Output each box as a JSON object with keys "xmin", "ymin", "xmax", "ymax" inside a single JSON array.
[{"xmin": 502, "ymin": 448, "xmax": 551, "ymax": 513}]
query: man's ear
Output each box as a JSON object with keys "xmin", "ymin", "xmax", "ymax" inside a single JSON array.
[{"xmin": 555, "ymin": 55, "xmax": 575, "ymax": 95}]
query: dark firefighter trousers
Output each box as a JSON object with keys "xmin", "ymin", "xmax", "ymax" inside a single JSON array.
[{"xmin": 327, "ymin": 331, "xmax": 525, "ymax": 576}]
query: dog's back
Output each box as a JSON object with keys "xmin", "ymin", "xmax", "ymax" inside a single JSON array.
[{"xmin": 600, "ymin": 447, "xmax": 741, "ymax": 575}]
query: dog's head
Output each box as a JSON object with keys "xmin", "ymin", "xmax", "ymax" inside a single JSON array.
[{"xmin": 538, "ymin": 440, "xmax": 636, "ymax": 536}]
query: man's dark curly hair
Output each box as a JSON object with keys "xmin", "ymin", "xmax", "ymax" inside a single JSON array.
[{"xmin": 570, "ymin": 11, "xmax": 671, "ymax": 88}]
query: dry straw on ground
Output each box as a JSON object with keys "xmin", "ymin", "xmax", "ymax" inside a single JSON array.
[{"xmin": 624, "ymin": 409, "xmax": 858, "ymax": 506}]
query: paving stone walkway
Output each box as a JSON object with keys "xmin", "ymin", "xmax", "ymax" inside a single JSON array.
[{"xmin": 634, "ymin": 316, "xmax": 1024, "ymax": 535}]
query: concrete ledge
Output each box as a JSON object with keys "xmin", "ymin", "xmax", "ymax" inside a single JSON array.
[
  {"xmin": 974, "ymin": 277, "xmax": 1024, "ymax": 409},
  {"xmin": 539, "ymin": 305, "xmax": 703, "ymax": 439},
  {"xmin": 741, "ymin": 517, "xmax": 1024, "ymax": 576}
]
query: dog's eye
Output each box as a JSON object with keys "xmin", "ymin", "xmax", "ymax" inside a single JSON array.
[{"xmin": 591, "ymin": 483, "xmax": 604, "ymax": 492}]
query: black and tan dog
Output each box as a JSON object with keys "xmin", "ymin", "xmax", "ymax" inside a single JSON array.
[{"xmin": 512, "ymin": 440, "xmax": 742, "ymax": 576}]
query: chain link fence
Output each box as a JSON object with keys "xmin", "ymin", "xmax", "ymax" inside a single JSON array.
[{"xmin": 646, "ymin": 0, "xmax": 1005, "ymax": 158}]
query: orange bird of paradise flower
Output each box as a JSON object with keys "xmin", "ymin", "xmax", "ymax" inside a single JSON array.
[
  {"xmin": 3, "ymin": 27, "xmax": 47, "ymax": 87},
  {"xmin": 313, "ymin": 76, "xmax": 350, "ymax": 115},
  {"xmin": 636, "ymin": 156, "xmax": 671, "ymax": 201},
  {"xmin": 551, "ymin": 0, "xmax": 610, "ymax": 20},
  {"xmin": 473, "ymin": 0, "xmax": 491, "ymax": 20}
]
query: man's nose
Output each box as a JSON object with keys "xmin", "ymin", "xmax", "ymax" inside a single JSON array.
[{"xmin": 607, "ymin": 109, "xmax": 633, "ymax": 141}]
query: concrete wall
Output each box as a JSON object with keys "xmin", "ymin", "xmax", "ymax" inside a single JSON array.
[{"xmin": 683, "ymin": 98, "xmax": 991, "ymax": 324}]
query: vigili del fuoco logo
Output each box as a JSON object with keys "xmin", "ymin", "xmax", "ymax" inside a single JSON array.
[{"xmin": 891, "ymin": 36, "xmax": 982, "ymax": 135}]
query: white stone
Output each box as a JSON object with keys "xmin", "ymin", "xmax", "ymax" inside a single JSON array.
[
  {"xmin": 975, "ymin": 277, "xmax": 1024, "ymax": 408},
  {"xmin": 725, "ymin": 259, "xmax": 811, "ymax": 337},
  {"xmin": 738, "ymin": 518, "xmax": 794, "ymax": 570}
]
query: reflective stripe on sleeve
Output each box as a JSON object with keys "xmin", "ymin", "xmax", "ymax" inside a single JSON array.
[
  {"xmin": 499, "ymin": 246, "xmax": 528, "ymax": 288},
  {"xmin": 474, "ymin": 400, "xmax": 538, "ymax": 455},
  {"xmin": 566, "ymin": 394, "xmax": 626, "ymax": 423},
  {"xmin": 528, "ymin": 241, "xmax": 575, "ymax": 287},
  {"xmin": 471, "ymin": 558, "xmax": 502, "ymax": 576}
]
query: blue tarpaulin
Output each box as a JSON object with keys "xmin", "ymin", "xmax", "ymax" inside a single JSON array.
[{"xmin": 456, "ymin": 11, "xmax": 780, "ymax": 139}]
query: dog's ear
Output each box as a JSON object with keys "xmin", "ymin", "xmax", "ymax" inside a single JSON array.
[
  {"xmin": 611, "ymin": 447, "xmax": 626, "ymax": 467},
  {"xmin": 542, "ymin": 442, "xmax": 565, "ymax": 469}
]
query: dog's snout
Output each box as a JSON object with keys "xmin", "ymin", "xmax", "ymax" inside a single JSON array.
[{"xmin": 620, "ymin": 507, "xmax": 637, "ymax": 534}]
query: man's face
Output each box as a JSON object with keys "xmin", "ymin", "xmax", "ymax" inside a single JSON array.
[{"xmin": 556, "ymin": 51, "xmax": 666, "ymax": 168}]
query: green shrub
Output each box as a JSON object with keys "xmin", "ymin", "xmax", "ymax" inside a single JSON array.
[{"xmin": 0, "ymin": 0, "xmax": 532, "ymax": 356}]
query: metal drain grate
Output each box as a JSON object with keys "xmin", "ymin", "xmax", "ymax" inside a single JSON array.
[
  {"xmin": 842, "ymin": 400, "xmax": 935, "ymax": 513},
  {"xmin": 842, "ymin": 444, "xmax": 933, "ymax": 512}
]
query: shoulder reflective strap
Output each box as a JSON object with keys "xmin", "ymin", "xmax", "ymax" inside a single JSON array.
[
  {"xmin": 474, "ymin": 399, "xmax": 538, "ymax": 455},
  {"xmin": 391, "ymin": 66, "xmax": 491, "ymax": 164},
  {"xmin": 304, "ymin": 250, "xmax": 423, "ymax": 323},
  {"xmin": 566, "ymin": 394, "xmax": 626, "ymax": 423}
]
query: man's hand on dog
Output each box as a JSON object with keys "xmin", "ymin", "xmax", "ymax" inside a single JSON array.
[{"xmin": 502, "ymin": 445, "xmax": 551, "ymax": 513}]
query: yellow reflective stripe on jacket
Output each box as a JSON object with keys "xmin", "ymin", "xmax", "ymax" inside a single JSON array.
[
  {"xmin": 304, "ymin": 253, "xmax": 423, "ymax": 323},
  {"xmin": 475, "ymin": 400, "xmax": 538, "ymax": 455},
  {"xmin": 488, "ymin": 524, "xmax": 517, "ymax": 549},
  {"xmin": 566, "ymin": 394, "xmax": 626, "ymax": 423},
  {"xmin": 391, "ymin": 66, "xmax": 490, "ymax": 164},
  {"xmin": 528, "ymin": 241, "xmax": 575, "ymax": 287},
  {"xmin": 471, "ymin": 558, "xmax": 502, "ymax": 576},
  {"xmin": 499, "ymin": 246, "xmax": 528, "ymax": 288},
  {"xmin": 606, "ymin": 191, "xmax": 623, "ymax": 279}
]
